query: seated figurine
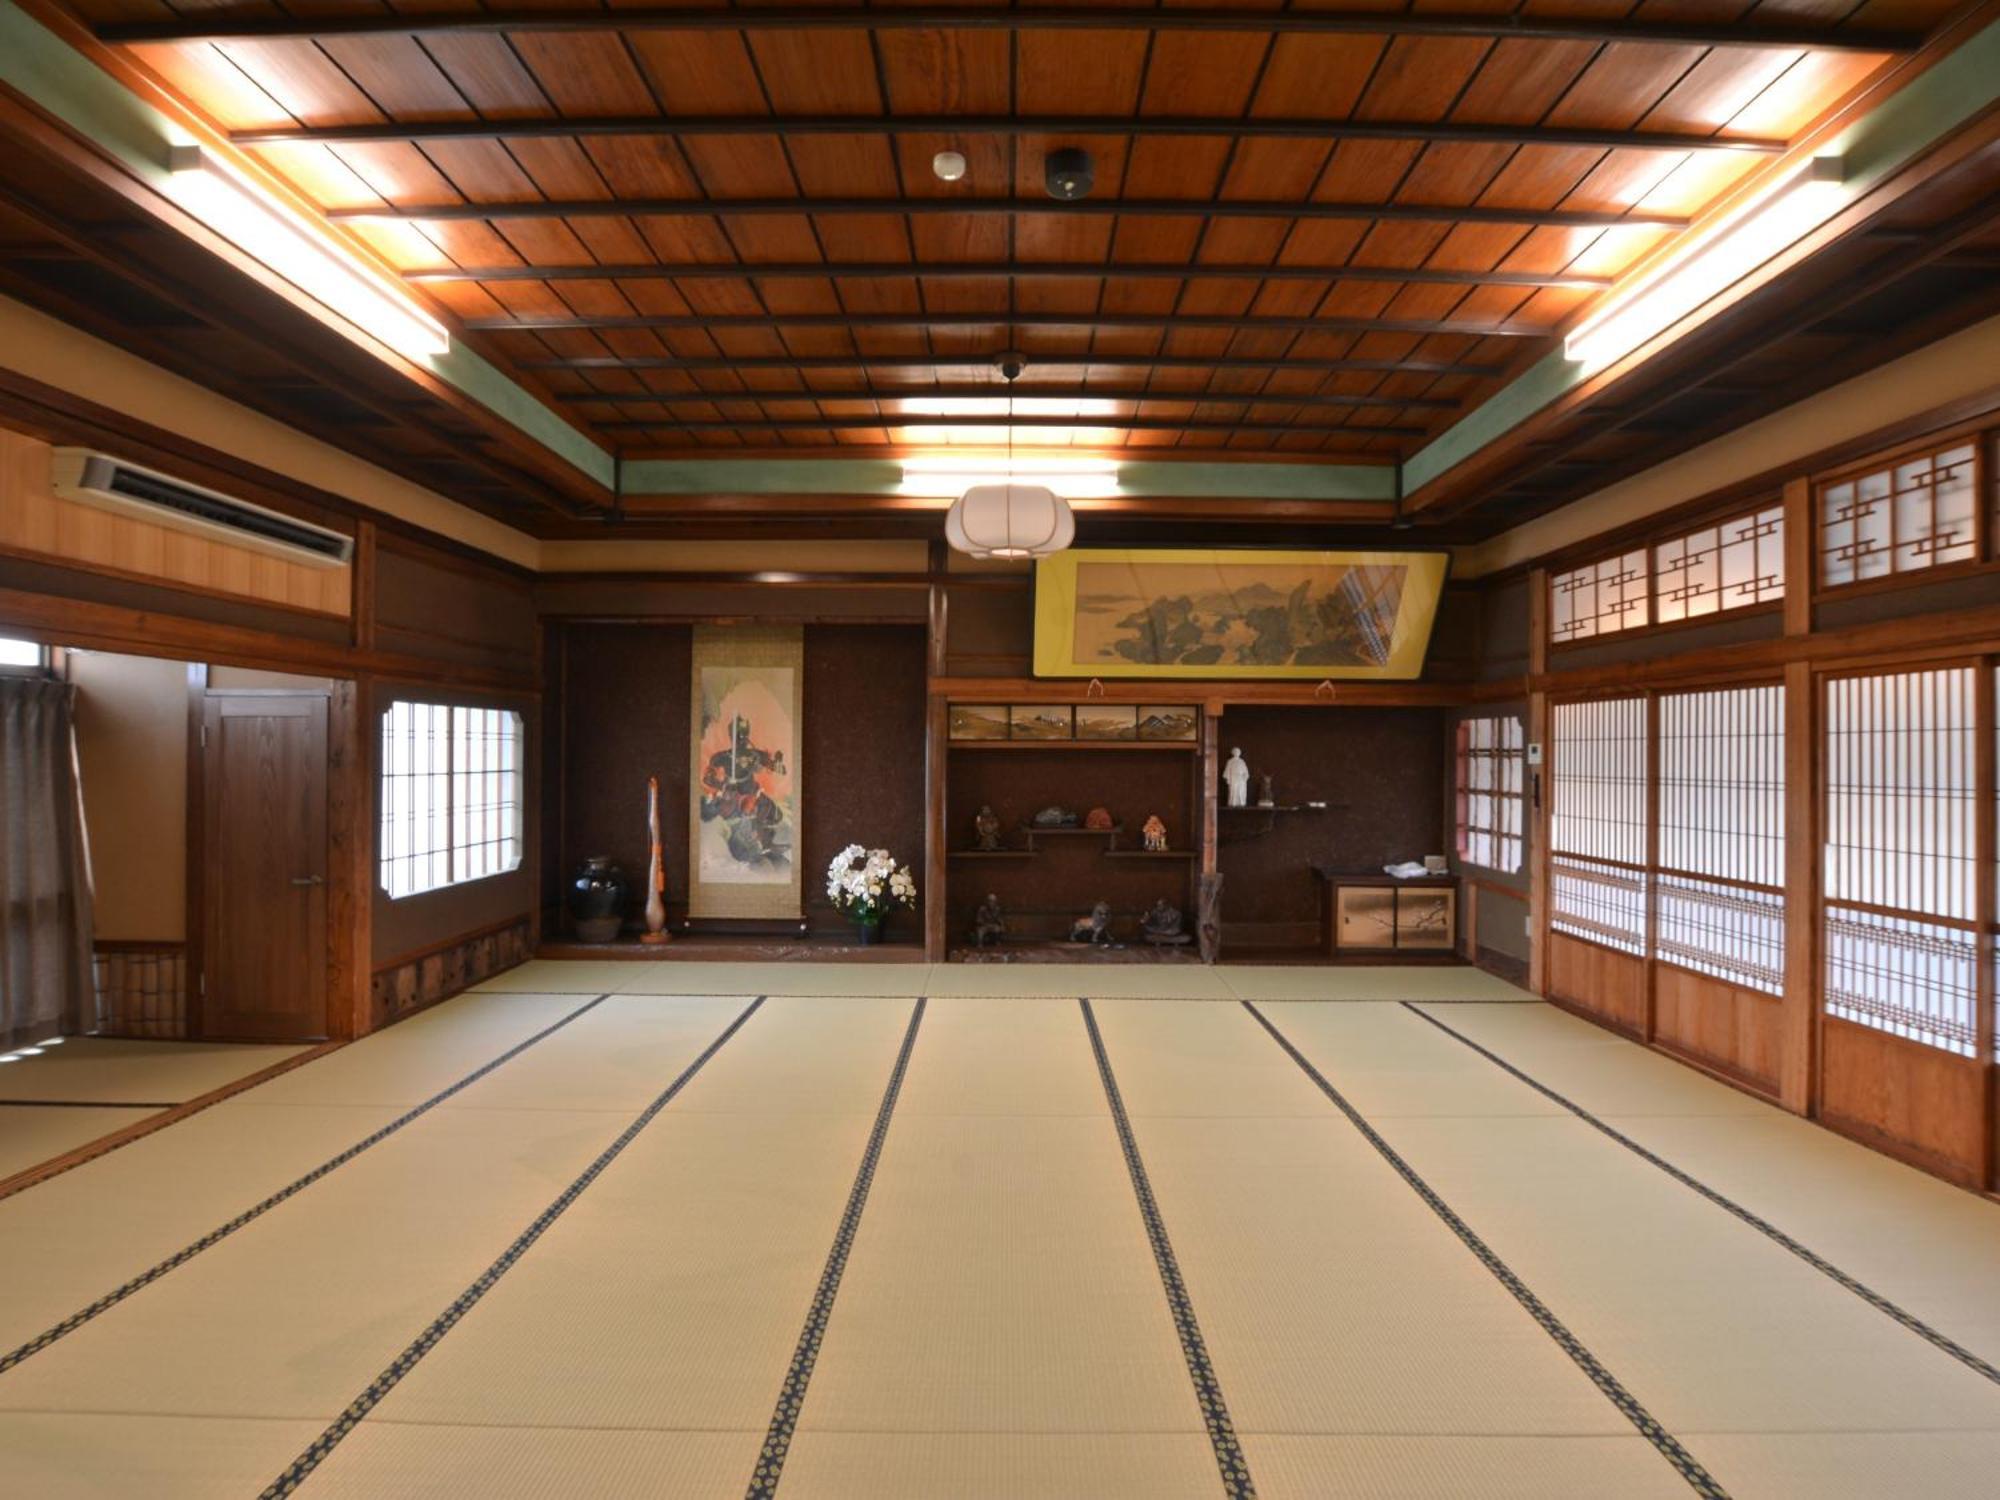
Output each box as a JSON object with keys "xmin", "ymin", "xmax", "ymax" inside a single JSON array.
[
  {"xmin": 1068, "ymin": 900, "xmax": 1113, "ymax": 946},
  {"xmin": 1141, "ymin": 898, "xmax": 1189, "ymax": 943},
  {"xmin": 972, "ymin": 892, "xmax": 1006, "ymax": 947}
]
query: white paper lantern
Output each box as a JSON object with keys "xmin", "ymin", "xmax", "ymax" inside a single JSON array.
[{"xmin": 944, "ymin": 483, "xmax": 1075, "ymax": 559}]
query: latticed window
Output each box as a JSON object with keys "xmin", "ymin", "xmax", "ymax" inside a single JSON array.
[
  {"xmin": 1455, "ymin": 716, "xmax": 1524, "ymax": 874},
  {"xmin": 1550, "ymin": 549, "xmax": 1648, "ymax": 644},
  {"xmin": 1823, "ymin": 668, "xmax": 1978, "ymax": 1055},
  {"xmin": 1550, "ymin": 697, "xmax": 1649, "ymax": 956},
  {"xmin": 1818, "ymin": 441, "xmax": 1979, "ymax": 588},
  {"xmin": 1654, "ymin": 504, "xmax": 1785, "ymax": 625},
  {"xmin": 1655, "ymin": 685, "xmax": 1785, "ymax": 993},
  {"xmin": 380, "ymin": 701, "xmax": 524, "ymax": 899}
]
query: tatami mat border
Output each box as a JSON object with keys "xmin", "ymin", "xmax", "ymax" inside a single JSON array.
[
  {"xmin": 263, "ymin": 995, "xmax": 769, "ymax": 1499},
  {"xmin": 0, "ymin": 1040, "xmax": 344, "ymax": 1204},
  {"xmin": 0, "ymin": 994, "xmax": 614, "ymax": 1378},
  {"xmin": 1241, "ymin": 1001, "xmax": 1731, "ymax": 1500},
  {"xmin": 1082, "ymin": 998, "xmax": 1257, "ymax": 1500},
  {"xmin": 747, "ymin": 996, "xmax": 928, "ymax": 1498},
  {"xmin": 1403, "ymin": 1002, "xmax": 2000, "ymax": 1388}
]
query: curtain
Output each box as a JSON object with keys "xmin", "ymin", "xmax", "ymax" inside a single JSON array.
[{"xmin": 0, "ymin": 676, "xmax": 95, "ymax": 1046}]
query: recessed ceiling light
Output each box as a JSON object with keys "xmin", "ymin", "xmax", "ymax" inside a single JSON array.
[{"xmin": 932, "ymin": 150, "xmax": 968, "ymax": 183}]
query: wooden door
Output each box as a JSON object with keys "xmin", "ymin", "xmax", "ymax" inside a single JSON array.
[{"xmin": 201, "ymin": 695, "xmax": 329, "ymax": 1040}]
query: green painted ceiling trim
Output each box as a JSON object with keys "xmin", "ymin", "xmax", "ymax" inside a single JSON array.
[
  {"xmin": 618, "ymin": 455, "xmax": 1397, "ymax": 499},
  {"xmin": 1403, "ymin": 11, "xmax": 2000, "ymax": 498},
  {"xmin": 0, "ymin": 0, "xmax": 613, "ymax": 486}
]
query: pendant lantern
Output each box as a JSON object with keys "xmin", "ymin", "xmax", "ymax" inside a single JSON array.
[{"xmin": 943, "ymin": 482, "xmax": 1075, "ymax": 559}]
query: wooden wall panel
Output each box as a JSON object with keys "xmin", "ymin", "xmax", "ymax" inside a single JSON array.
[
  {"xmin": 373, "ymin": 535, "xmax": 534, "ymax": 671},
  {"xmin": 1652, "ymin": 963, "xmax": 1784, "ymax": 1098},
  {"xmin": 370, "ymin": 918, "xmax": 532, "ymax": 1030},
  {"xmin": 0, "ymin": 427, "xmax": 350, "ymax": 617},
  {"xmin": 1819, "ymin": 1017, "xmax": 1988, "ymax": 1188},
  {"xmin": 1547, "ymin": 931, "xmax": 1647, "ymax": 1037}
]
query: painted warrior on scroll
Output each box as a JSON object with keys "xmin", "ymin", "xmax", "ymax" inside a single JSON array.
[{"xmin": 699, "ymin": 713, "xmax": 791, "ymax": 867}]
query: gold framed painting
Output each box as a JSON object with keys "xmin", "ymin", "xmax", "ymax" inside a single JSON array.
[
  {"xmin": 948, "ymin": 703, "xmax": 1010, "ymax": 741},
  {"xmin": 1074, "ymin": 703, "xmax": 1138, "ymax": 741},
  {"xmin": 1009, "ymin": 704, "xmax": 1074, "ymax": 741},
  {"xmin": 688, "ymin": 625, "xmax": 803, "ymax": 919},
  {"xmin": 1136, "ymin": 705, "xmax": 1199, "ymax": 741},
  {"xmin": 1033, "ymin": 548, "xmax": 1450, "ymax": 680}
]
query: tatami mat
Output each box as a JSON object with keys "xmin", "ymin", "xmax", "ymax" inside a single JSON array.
[
  {"xmin": 1411, "ymin": 999, "xmax": 2000, "ymax": 1367},
  {"xmin": 0, "ymin": 1037, "xmax": 307, "ymax": 1104},
  {"xmin": 3, "ymin": 961, "xmax": 1996, "ymax": 1499},
  {"xmin": 0, "ymin": 1104, "xmax": 155, "ymax": 1179}
]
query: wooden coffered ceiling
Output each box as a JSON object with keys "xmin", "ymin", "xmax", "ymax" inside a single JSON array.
[{"xmin": 3, "ymin": 1, "xmax": 1998, "ymax": 540}]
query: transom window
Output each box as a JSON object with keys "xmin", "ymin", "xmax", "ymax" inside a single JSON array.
[
  {"xmin": 1818, "ymin": 440, "xmax": 1978, "ymax": 588},
  {"xmin": 1550, "ymin": 549, "xmax": 1648, "ymax": 644},
  {"xmin": 1654, "ymin": 504, "xmax": 1785, "ymax": 625},
  {"xmin": 379, "ymin": 701, "xmax": 524, "ymax": 899},
  {"xmin": 1454, "ymin": 716, "xmax": 1524, "ymax": 874}
]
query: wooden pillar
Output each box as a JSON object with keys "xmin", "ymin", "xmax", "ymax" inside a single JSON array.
[
  {"xmin": 923, "ymin": 556, "xmax": 949, "ymax": 961},
  {"xmin": 351, "ymin": 520, "xmax": 378, "ymax": 653},
  {"xmin": 325, "ymin": 676, "xmax": 374, "ymax": 1041},
  {"xmin": 1779, "ymin": 658, "xmax": 1817, "ymax": 1116},
  {"xmin": 1527, "ymin": 568, "xmax": 1551, "ymax": 997},
  {"xmin": 1781, "ymin": 477, "xmax": 1811, "ymax": 638},
  {"xmin": 1641, "ymin": 691, "xmax": 1660, "ymax": 1044}
]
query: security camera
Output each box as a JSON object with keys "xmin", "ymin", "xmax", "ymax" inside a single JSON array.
[
  {"xmin": 1045, "ymin": 147, "xmax": 1094, "ymax": 201},
  {"xmin": 994, "ymin": 350, "xmax": 1028, "ymax": 382}
]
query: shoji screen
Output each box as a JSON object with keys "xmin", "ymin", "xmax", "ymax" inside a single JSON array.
[
  {"xmin": 1551, "ymin": 698, "xmax": 1649, "ymax": 955},
  {"xmin": 1823, "ymin": 668, "xmax": 1979, "ymax": 1055},
  {"xmin": 1655, "ymin": 685, "xmax": 1785, "ymax": 992}
]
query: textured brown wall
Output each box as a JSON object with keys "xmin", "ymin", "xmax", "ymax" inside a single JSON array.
[
  {"xmin": 546, "ymin": 622, "xmax": 928, "ymax": 939},
  {"xmin": 1216, "ymin": 706, "xmax": 1448, "ymax": 943},
  {"xmin": 945, "ymin": 748, "xmax": 1198, "ymax": 942}
]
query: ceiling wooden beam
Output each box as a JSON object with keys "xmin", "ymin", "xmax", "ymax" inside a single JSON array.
[
  {"xmin": 554, "ymin": 385, "xmax": 1461, "ymax": 411},
  {"xmin": 519, "ymin": 354, "xmax": 1504, "ymax": 376},
  {"xmin": 591, "ymin": 414, "xmax": 1429, "ymax": 435},
  {"xmin": 332, "ymin": 196, "xmax": 1685, "ymax": 230},
  {"xmin": 408, "ymin": 259, "xmax": 1612, "ymax": 290},
  {"xmin": 97, "ymin": 5, "xmax": 1923, "ymax": 52},
  {"xmin": 466, "ymin": 312, "xmax": 1545, "ymax": 337},
  {"xmin": 233, "ymin": 114, "xmax": 1787, "ymax": 156}
]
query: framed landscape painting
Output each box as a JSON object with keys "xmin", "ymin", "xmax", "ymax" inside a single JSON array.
[
  {"xmin": 1033, "ymin": 548, "xmax": 1449, "ymax": 680},
  {"xmin": 688, "ymin": 625, "xmax": 802, "ymax": 919},
  {"xmin": 1075, "ymin": 704, "xmax": 1138, "ymax": 741},
  {"xmin": 949, "ymin": 703, "xmax": 1010, "ymax": 741}
]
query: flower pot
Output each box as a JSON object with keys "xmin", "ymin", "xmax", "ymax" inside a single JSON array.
[
  {"xmin": 568, "ymin": 855, "xmax": 629, "ymax": 944},
  {"xmin": 853, "ymin": 917, "xmax": 884, "ymax": 947}
]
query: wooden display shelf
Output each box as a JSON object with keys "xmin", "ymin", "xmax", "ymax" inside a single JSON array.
[
  {"xmin": 1103, "ymin": 848, "xmax": 1197, "ymax": 860},
  {"xmin": 1021, "ymin": 824, "xmax": 1123, "ymax": 837},
  {"xmin": 947, "ymin": 848, "xmax": 1037, "ymax": 860},
  {"xmin": 1220, "ymin": 803, "xmax": 1330, "ymax": 814}
]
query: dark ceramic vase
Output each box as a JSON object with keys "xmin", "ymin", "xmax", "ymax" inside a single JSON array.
[
  {"xmin": 854, "ymin": 917, "xmax": 884, "ymax": 946},
  {"xmin": 569, "ymin": 856, "xmax": 628, "ymax": 943}
]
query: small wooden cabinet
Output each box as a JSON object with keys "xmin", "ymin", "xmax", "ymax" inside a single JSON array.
[{"xmin": 1313, "ymin": 871, "xmax": 1457, "ymax": 957}]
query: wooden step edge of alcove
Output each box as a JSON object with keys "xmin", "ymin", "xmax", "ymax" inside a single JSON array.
[
  {"xmin": 537, "ymin": 935, "xmax": 925, "ymax": 962},
  {"xmin": 948, "ymin": 848, "xmax": 1039, "ymax": 860},
  {"xmin": 1103, "ymin": 849, "xmax": 1197, "ymax": 860}
]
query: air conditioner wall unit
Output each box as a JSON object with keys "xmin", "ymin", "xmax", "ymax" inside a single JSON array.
[{"xmin": 50, "ymin": 449, "xmax": 354, "ymax": 569}]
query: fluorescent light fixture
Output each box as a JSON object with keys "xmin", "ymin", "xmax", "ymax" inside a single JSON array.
[
  {"xmin": 166, "ymin": 145, "xmax": 450, "ymax": 362},
  {"xmin": 898, "ymin": 396, "xmax": 1121, "ymax": 419},
  {"xmin": 1565, "ymin": 154, "xmax": 1845, "ymax": 373},
  {"xmin": 898, "ymin": 454, "xmax": 1122, "ymax": 498}
]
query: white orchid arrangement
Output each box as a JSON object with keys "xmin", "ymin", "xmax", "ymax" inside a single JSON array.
[{"xmin": 825, "ymin": 844, "xmax": 918, "ymax": 923}]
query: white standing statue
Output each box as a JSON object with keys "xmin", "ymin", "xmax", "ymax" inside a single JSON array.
[{"xmin": 1223, "ymin": 747, "xmax": 1251, "ymax": 808}]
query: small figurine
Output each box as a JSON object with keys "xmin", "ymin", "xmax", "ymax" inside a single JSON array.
[
  {"xmin": 972, "ymin": 892, "xmax": 1007, "ymax": 947},
  {"xmin": 1141, "ymin": 814, "xmax": 1168, "ymax": 852},
  {"xmin": 1223, "ymin": 747, "xmax": 1250, "ymax": 807},
  {"xmin": 973, "ymin": 804, "xmax": 1003, "ymax": 852},
  {"xmin": 1032, "ymin": 805, "xmax": 1080, "ymax": 828},
  {"xmin": 1084, "ymin": 806, "xmax": 1114, "ymax": 831},
  {"xmin": 1141, "ymin": 898, "xmax": 1189, "ymax": 944},
  {"xmin": 1068, "ymin": 900, "xmax": 1114, "ymax": 946},
  {"xmin": 1258, "ymin": 773, "xmax": 1275, "ymax": 808}
]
